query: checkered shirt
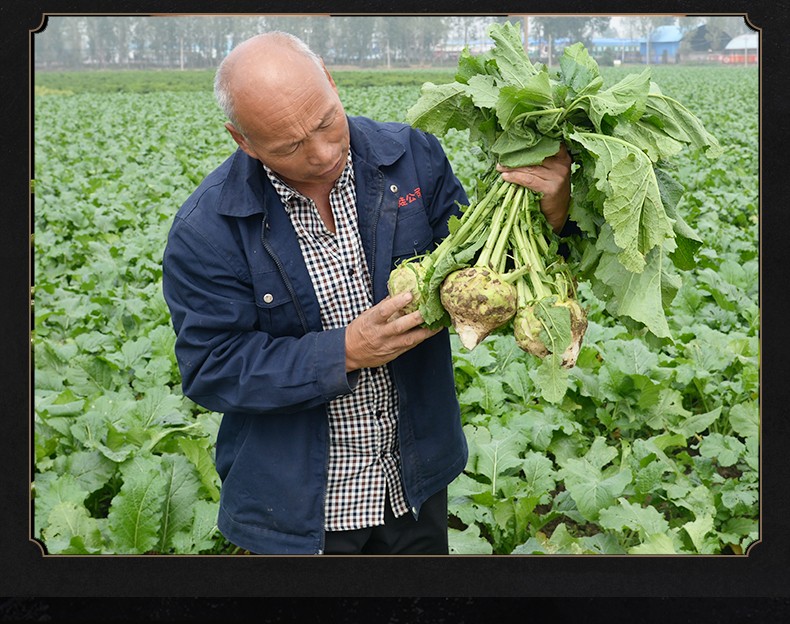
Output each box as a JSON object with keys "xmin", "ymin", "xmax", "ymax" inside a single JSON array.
[{"xmin": 263, "ymin": 152, "xmax": 410, "ymax": 531}]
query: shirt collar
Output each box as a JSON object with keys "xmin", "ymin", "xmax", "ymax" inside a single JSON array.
[{"xmin": 263, "ymin": 150, "xmax": 354, "ymax": 209}]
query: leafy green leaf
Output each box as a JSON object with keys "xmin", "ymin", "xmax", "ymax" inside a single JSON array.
[
  {"xmin": 628, "ymin": 532, "xmax": 678, "ymax": 554},
  {"xmin": 633, "ymin": 459, "xmax": 671, "ymax": 497},
  {"xmin": 670, "ymin": 406, "xmax": 722, "ymax": 438},
  {"xmin": 697, "ymin": 433, "xmax": 745, "ymax": 467},
  {"xmin": 135, "ymin": 386, "xmax": 187, "ymax": 428},
  {"xmin": 534, "ymin": 298, "xmax": 572, "ymax": 355},
  {"xmin": 177, "ymin": 437, "xmax": 221, "ymax": 502},
  {"xmin": 558, "ymin": 438, "xmax": 632, "ymax": 521},
  {"xmin": 718, "ymin": 478, "xmax": 758, "ymax": 514},
  {"xmin": 513, "ymin": 523, "xmax": 586, "ymax": 554},
  {"xmin": 41, "ymin": 501, "xmax": 104, "ymax": 554},
  {"xmin": 492, "ymin": 131, "xmax": 560, "ymax": 168},
  {"xmin": 495, "ymin": 71, "xmax": 555, "ymax": 128},
  {"xmin": 598, "ymin": 497, "xmax": 670, "ymax": 538},
  {"xmin": 531, "ymin": 353, "xmax": 570, "ymax": 403},
  {"xmin": 643, "ymin": 93, "xmax": 723, "ymax": 157},
  {"xmin": 157, "ymin": 453, "xmax": 202, "ymax": 553},
  {"xmin": 521, "ymin": 451, "xmax": 557, "ymax": 499},
  {"xmin": 682, "ymin": 513, "xmax": 715, "ymax": 552},
  {"xmin": 458, "ymin": 374, "xmax": 508, "ymax": 417},
  {"xmin": 571, "ymin": 131, "xmax": 674, "ymax": 274},
  {"xmin": 66, "ymin": 355, "xmax": 118, "ymax": 396},
  {"xmin": 406, "ymin": 82, "xmax": 473, "ymax": 136},
  {"xmin": 487, "ymin": 21, "xmax": 537, "ymax": 88},
  {"xmin": 449, "ymin": 523, "xmax": 494, "ymax": 554},
  {"xmin": 34, "ymin": 472, "xmax": 88, "ymax": 537},
  {"xmin": 107, "ymin": 454, "xmax": 166, "ymax": 553},
  {"xmin": 170, "ymin": 499, "xmax": 219, "ymax": 554},
  {"xmin": 559, "ymin": 43, "xmax": 602, "ymax": 96},
  {"xmin": 572, "ymin": 69, "xmax": 651, "ymax": 132},
  {"xmin": 728, "ymin": 401, "xmax": 759, "ymax": 439},
  {"xmin": 52, "ymin": 450, "xmax": 116, "ymax": 494},
  {"xmin": 466, "ymin": 74, "xmax": 499, "ymax": 109},
  {"xmin": 463, "ymin": 422, "xmax": 525, "ymax": 495},
  {"xmin": 654, "ymin": 167, "xmax": 703, "ymax": 270},
  {"xmin": 594, "ymin": 241, "xmax": 679, "ymax": 338}
]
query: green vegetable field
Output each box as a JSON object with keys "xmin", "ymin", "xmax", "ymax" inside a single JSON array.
[{"xmin": 32, "ymin": 62, "xmax": 758, "ymax": 555}]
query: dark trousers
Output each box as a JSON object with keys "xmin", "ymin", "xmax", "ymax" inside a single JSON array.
[{"xmin": 322, "ymin": 487, "xmax": 448, "ymax": 555}]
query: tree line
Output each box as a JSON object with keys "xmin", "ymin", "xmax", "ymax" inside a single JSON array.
[{"xmin": 35, "ymin": 15, "xmax": 748, "ymax": 71}]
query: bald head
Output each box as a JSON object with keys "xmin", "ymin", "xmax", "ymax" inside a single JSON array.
[
  {"xmin": 214, "ymin": 32, "xmax": 328, "ymax": 136},
  {"xmin": 213, "ymin": 31, "xmax": 350, "ymax": 193}
]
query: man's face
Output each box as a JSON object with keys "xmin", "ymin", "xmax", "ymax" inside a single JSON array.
[{"xmin": 227, "ymin": 60, "xmax": 351, "ymax": 190}]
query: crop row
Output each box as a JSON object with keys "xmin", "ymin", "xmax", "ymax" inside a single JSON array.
[{"xmin": 32, "ymin": 65, "xmax": 758, "ymax": 554}]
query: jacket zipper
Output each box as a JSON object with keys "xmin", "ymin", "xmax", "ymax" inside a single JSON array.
[{"xmin": 260, "ymin": 217, "xmax": 310, "ymax": 335}]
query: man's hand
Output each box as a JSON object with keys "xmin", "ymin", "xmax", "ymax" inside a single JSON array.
[
  {"xmin": 496, "ymin": 143, "xmax": 572, "ymax": 234},
  {"xmin": 345, "ymin": 292, "xmax": 441, "ymax": 371}
]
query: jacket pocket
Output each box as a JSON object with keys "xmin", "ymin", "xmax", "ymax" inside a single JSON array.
[
  {"xmin": 251, "ymin": 270, "xmax": 304, "ymax": 336},
  {"xmin": 392, "ymin": 200, "xmax": 434, "ymax": 262}
]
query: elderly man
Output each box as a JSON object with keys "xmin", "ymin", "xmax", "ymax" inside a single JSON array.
[{"xmin": 162, "ymin": 31, "xmax": 571, "ymax": 555}]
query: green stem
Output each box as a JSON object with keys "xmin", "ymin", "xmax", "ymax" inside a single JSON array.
[
  {"xmin": 554, "ymin": 274, "xmax": 568, "ymax": 301},
  {"xmin": 513, "ymin": 247, "xmax": 534, "ymax": 306},
  {"xmin": 561, "ymin": 95, "xmax": 588, "ymax": 120},
  {"xmin": 431, "ymin": 176, "xmax": 508, "ymax": 265},
  {"xmin": 476, "ymin": 183, "xmax": 516, "ymax": 268},
  {"xmin": 513, "ymin": 223, "xmax": 551, "ymax": 299},
  {"xmin": 516, "ymin": 107, "xmax": 566, "ymax": 119},
  {"xmin": 502, "ymin": 263, "xmax": 532, "ymax": 285},
  {"xmin": 490, "ymin": 185, "xmax": 524, "ymax": 273},
  {"xmin": 516, "ymin": 277, "xmax": 529, "ymax": 307}
]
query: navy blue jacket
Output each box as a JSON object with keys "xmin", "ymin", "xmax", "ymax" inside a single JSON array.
[{"xmin": 162, "ymin": 116, "xmax": 470, "ymax": 554}]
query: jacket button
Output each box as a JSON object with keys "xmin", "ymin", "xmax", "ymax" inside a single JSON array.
[
  {"xmin": 390, "ymin": 184, "xmax": 398, "ymax": 193},
  {"xmin": 263, "ymin": 293, "xmax": 274, "ymax": 304}
]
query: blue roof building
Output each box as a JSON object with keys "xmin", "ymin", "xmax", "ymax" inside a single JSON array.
[{"xmin": 642, "ymin": 25, "xmax": 682, "ymax": 63}]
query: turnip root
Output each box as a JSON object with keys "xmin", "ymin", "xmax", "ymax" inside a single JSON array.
[
  {"xmin": 513, "ymin": 305, "xmax": 550, "ymax": 358},
  {"xmin": 440, "ymin": 266, "xmax": 516, "ymax": 349},
  {"xmin": 514, "ymin": 298, "xmax": 587, "ymax": 368},
  {"xmin": 387, "ymin": 258, "xmax": 428, "ymax": 315}
]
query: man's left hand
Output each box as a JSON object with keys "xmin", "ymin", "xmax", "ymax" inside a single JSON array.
[{"xmin": 496, "ymin": 143, "xmax": 572, "ymax": 234}]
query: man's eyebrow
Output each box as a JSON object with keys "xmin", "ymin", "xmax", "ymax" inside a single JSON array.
[{"xmin": 270, "ymin": 105, "xmax": 338, "ymax": 152}]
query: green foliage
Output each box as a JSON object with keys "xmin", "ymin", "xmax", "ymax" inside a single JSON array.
[
  {"xmin": 406, "ymin": 24, "xmax": 721, "ymax": 345},
  {"xmin": 453, "ymin": 62, "xmax": 759, "ymax": 554},
  {"xmin": 33, "ymin": 59, "xmax": 757, "ymax": 555}
]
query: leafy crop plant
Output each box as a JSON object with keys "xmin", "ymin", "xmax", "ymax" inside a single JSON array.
[{"xmin": 388, "ymin": 21, "xmax": 720, "ymax": 401}]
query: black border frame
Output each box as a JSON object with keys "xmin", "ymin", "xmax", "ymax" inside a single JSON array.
[{"xmin": 6, "ymin": 0, "xmax": 788, "ymax": 600}]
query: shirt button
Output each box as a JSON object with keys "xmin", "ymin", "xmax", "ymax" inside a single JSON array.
[{"xmin": 263, "ymin": 293, "xmax": 274, "ymax": 304}]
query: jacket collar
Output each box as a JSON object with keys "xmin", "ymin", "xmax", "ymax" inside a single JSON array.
[{"xmin": 215, "ymin": 116, "xmax": 406, "ymax": 217}]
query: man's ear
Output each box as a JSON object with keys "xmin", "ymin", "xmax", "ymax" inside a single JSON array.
[{"xmin": 225, "ymin": 122, "xmax": 257, "ymax": 159}]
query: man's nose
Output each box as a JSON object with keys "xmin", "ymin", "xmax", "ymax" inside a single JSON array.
[{"xmin": 306, "ymin": 138, "xmax": 334, "ymax": 165}]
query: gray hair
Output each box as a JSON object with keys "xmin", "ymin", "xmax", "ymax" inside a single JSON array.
[{"xmin": 214, "ymin": 31, "xmax": 324, "ymax": 136}]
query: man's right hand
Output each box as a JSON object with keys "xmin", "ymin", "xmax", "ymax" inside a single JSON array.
[{"xmin": 345, "ymin": 292, "xmax": 441, "ymax": 371}]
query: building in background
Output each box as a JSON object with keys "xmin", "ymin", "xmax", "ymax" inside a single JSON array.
[
  {"xmin": 642, "ymin": 25, "xmax": 682, "ymax": 64},
  {"xmin": 722, "ymin": 33, "xmax": 758, "ymax": 65}
]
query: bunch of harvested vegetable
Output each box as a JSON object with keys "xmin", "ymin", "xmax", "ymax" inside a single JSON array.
[{"xmin": 388, "ymin": 21, "xmax": 720, "ymax": 379}]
